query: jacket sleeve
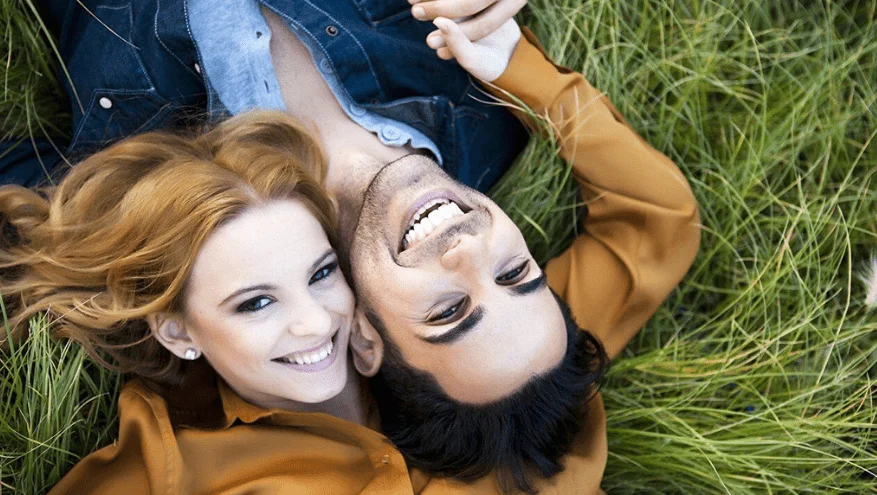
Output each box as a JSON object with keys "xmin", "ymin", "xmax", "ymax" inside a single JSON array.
[
  {"xmin": 0, "ymin": 138, "xmax": 65, "ymax": 187},
  {"xmin": 486, "ymin": 29, "xmax": 701, "ymax": 359},
  {"xmin": 48, "ymin": 382, "xmax": 176, "ymax": 495}
]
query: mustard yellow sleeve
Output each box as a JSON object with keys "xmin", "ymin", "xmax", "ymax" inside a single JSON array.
[
  {"xmin": 48, "ymin": 381, "xmax": 177, "ymax": 494},
  {"xmin": 488, "ymin": 29, "xmax": 701, "ymax": 359}
]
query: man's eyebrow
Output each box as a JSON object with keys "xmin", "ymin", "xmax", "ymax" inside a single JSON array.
[
  {"xmin": 421, "ymin": 306, "xmax": 485, "ymax": 345},
  {"xmin": 510, "ymin": 273, "xmax": 548, "ymax": 296}
]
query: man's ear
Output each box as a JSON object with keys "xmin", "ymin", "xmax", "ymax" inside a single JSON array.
[
  {"xmin": 146, "ymin": 313, "xmax": 200, "ymax": 360},
  {"xmin": 349, "ymin": 309, "xmax": 384, "ymax": 377}
]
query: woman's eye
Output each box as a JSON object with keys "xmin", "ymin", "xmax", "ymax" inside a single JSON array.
[
  {"xmin": 309, "ymin": 261, "xmax": 338, "ymax": 285},
  {"xmin": 429, "ymin": 298, "xmax": 466, "ymax": 323},
  {"xmin": 496, "ymin": 261, "xmax": 529, "ymax": 284},
  {"xmin": 237, "ymin": 296, "xmax": 274, "ymax": 313}
]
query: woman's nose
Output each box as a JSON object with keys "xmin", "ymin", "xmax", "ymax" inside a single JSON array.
[
  {"xmin": 288, "ymin": 298, "xmax": 333, "ymax": 338},
  {"xmin": 440, "ymin": 234, "xmax": 483, "ymax": 271}
]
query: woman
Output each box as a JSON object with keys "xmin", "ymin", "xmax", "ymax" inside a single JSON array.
[
  {"xmin": 0, "ymin": 111, "xmax": 387, "ymax": 493},
  {"xmin": 2, "ymin": 13, "xmax": 699, "ymax": 494}
]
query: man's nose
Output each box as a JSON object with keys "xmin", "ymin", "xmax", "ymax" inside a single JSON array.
[
  {"xmin": 288, "ymin": 297, "xmax": 333, "ymax": 338},
  {"xmin": 440, "ymin": 233, "xmax": 485, "ymax": 271}
]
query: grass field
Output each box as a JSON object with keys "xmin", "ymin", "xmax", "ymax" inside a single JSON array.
[{"xmin": 2, "ymin": 0, "xmax": 876, "ymax": 493}]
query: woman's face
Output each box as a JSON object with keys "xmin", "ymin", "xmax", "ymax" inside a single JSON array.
[{"xmin": 182, "ymin": 199, "xmax": 355, "ymax": 408}]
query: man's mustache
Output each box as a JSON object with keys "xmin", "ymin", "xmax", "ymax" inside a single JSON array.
[{"xmin": 401, "ymin": 208, "xmax": 491, "ymax": 262}]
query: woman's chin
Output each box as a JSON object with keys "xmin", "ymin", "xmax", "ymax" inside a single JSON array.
[{"xmin": 280, "ymin": 354, "xmax": 352, "ymax": 405}]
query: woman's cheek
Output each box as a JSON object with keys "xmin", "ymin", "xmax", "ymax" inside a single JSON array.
[
  {"xmin": 324, "ymin": 277, "xmax": 356, "ymax": 316},
  {"xmin": 211, "ymin": 318, "xmax": 267, "ymax": 361}
]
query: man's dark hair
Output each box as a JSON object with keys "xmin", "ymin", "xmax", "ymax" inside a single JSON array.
[{"xmin": 367, "ymin": 291, "xmax": 608, "ymax": 494}]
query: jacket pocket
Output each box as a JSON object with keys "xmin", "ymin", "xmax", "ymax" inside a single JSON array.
[
  {"xmin": 69, "ymin": 89, "xmax": 176, "ymax": 153},
  {"xmin": 351, "ymin": 0, "xmax": 412, "ymax": 25},
  {"xmin": 67, "ymin": 2, "xmax": 155, "ymax": 93},
  {"xmin": 65, "ymin": 2, "xmax": 181, "ymax": 154}
]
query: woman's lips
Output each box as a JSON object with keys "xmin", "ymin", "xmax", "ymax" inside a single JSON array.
[{"xmin": 271, "ymin": 331, "xmax": 340, "ymax": 373}]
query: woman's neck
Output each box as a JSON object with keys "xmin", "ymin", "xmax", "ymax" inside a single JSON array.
[
  {"xmin": 240, "ymin": 359, "xmax": 368, "ymax": 426},
  {"xmin": 285, "ymin": 360, "xmax": 368, "ymax": 425}
]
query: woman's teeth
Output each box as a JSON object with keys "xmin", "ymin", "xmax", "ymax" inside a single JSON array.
[
  {"xmin": 275, "ymin": 340, "xmax": 334, "ymax": 365},
  {"xmin": 402, "ymin": 199, "xmax": 465, "ymax": 250}
]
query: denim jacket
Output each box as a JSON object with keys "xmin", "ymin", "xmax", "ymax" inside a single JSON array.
[{"xmin": 1, "ymin": 0, "xmax": 528, "ymax": 190}]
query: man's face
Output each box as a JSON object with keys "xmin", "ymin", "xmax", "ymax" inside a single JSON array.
[{"xmin": 345, "ymin": 155, "xmax": 567, "ymax": 404}]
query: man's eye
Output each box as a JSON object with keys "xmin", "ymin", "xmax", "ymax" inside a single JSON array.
[
  {"xmin": 428, "ymin": 298, "xmax": 466, "ymax": 323},
  {"xmin": 309, "ymin": 261, "xmax": 338, "ymax": 285},
  {"xmin": 496, "ymin": 261, "xmax": 529, "ymax": 284},
  {"xmin": 237, "ymin": 296, "xmax": 274, "ymax": 313}
]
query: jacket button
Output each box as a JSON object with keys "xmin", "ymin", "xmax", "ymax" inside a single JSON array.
[
  {"xmin": 99, "ymin": 97, "xmax": 113, "ymax": 109},
  {"xmin": 381, "ymin": 454, "xmax": 390, "ymax": 464},
  {"xmin": 326, "ymin": 25, "xmax": 339, "ymax": 36},
  {"xmin": 381, "ymin": 126, "xmax": 401, "ymax": 140},
  {"xmin": 194, "ymin": 63, "xmax": 201, "ymax": 74}
]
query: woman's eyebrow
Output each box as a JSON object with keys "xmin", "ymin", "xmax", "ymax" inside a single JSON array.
[
  {"xmin": 308, "ymin": 248, "xmax": 336, "ymax": 274},
  {"xmin": 219, "ymin": 284, "xmax": 277, "ymax": 306},
  {"xmin": 217, "ymin": 249, "xmax": 335, "ymax": 307}
]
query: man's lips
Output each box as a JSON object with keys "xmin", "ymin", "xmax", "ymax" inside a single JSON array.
[{"xmin": 398, "ymin": 190, "xmax": 471, "ymax": 252}]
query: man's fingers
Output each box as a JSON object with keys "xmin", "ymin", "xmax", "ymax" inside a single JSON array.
[
  {"xmin": 436, "ymin": 46, "xmax": 455, "ymax": 60},
  {"xmin": 433, "ymin": 18, "xmax": 475, "ymax": 64},
  {"xmin": 412, "ymin": 0, "xmax": 493, "ymax": 20},
  {"xmin": 417, "ymin": 0, "xmax": 525, "ymax": 46},
  {"xmin": 456, "ymin": 0, "xmax": 525, "ymax": 42},
  {"xmin": 426, "ymin": 30, "xmax": 447, "ymax": 49}
]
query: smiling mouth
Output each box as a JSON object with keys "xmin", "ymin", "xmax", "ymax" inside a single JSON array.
[
  {"xmin": 271, "ymin": 331, "xmax": 339, "ymax": 371},
  {"xmin": 401, "ymin": 198, "xmax": 467, "ymax": 252}
]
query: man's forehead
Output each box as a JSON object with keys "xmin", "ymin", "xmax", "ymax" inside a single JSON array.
[
  {"xmin": 481, "ymin": 284, "xmax": 562, "ymax": 333},
  {"xmin": 434, "ymin": 290, "xmax": 568, "ymax": 403}
]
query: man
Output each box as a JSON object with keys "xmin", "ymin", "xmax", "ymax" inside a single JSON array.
[
  {"xmin": 15, "ymin": 1, "xmax": 700, "ymax": 493},
  {"xmin": 1, "ymin": 0, "xmax": 528, "ymax": 190},
  {"xmin": 336, "ymin": 17, "xmax": 701, "ymax": 493}
]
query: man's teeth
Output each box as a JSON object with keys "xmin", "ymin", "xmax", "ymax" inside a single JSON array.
[
  {"xmin": 403, "ymin": 200, "xmax": 465, "ymax": 249},
  {"xmin": 276, "ymin": 340, "xmax": 334, "ymax": 365}
]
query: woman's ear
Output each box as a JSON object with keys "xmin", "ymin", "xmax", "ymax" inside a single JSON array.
[
  {"xmin": 349, "ymin": 309, "xmax": 384, "ymax": 377},
  {"xmin": 146, "ymin": 313, "xmax": 201, "ymax": 360}
]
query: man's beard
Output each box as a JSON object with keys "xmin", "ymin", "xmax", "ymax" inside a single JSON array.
[{"xmin": 339, "ymin": 153, "xmax": 474, "ymax": 291}]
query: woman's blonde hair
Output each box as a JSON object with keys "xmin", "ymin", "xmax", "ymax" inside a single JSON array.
[{"xmin": 0, "ymin": 111, "xmax": 335, "ymax": 382}]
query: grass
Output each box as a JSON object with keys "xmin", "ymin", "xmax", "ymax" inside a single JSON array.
[
  {"xmin": 2, "ymin": 0, "xmax": 876, "ymax": 493},
  {"xmin": 1, "ymin": 0, "xmax": 68, "ymax": 150}
]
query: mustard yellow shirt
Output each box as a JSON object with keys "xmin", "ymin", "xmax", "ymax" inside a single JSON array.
[{"xmin": 49, "ymin": 29, "xmax": 700, "ymax": 495}]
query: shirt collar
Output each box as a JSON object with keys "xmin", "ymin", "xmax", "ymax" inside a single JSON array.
[
  {"xmin": 154, "ymin": 358, "xmax": 383, "ymax": 435},
  {"xmin": 218, "ymin": 379, "xmax": 277, "ymax": 427},
  {"xmin": 216, "ymin": 377, "xmax": 385, "ymax": 436}
]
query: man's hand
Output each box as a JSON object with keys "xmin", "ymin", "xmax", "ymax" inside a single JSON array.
[
  {"xmin": 411, "ymin": 0, "xmax": 525, "ymax": 46},
  {"xmin": 429, "ymin": 17, "xmax": 521, "ymax": 82}
]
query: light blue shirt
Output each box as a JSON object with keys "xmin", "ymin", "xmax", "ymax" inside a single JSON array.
[{"xmin": 187, "ymin": 0, "xmax": 442, "ymax": 163}]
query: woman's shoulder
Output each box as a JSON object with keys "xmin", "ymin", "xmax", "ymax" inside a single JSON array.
[
  {"xmin": 117, "ymin": 378, "xmax": 175, "ymax": 426},
  {"xmin": 50, "ymin": 363, "xmax": 229, "ymax": 494},
  {"xmin": 47, "ymin": 379, "xmax": 179, "ymax": 495},
  {"xmin": 134, "ymin": 360, "xmax": 227, "ymax": 429}
]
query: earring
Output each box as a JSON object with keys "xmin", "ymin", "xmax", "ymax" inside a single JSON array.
[{"xmin": 184, "ymin": 348, "xmax": 199, "ymax": 360}]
